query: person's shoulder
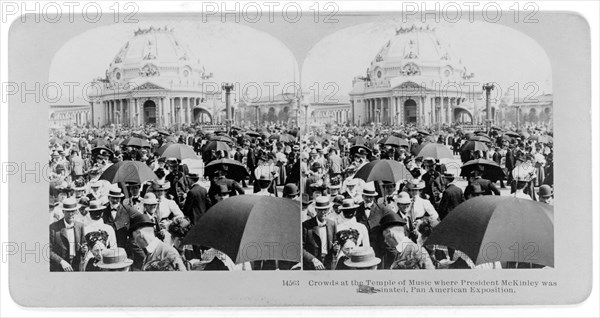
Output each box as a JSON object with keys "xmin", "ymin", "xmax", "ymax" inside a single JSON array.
[
  {"xmin": 302, "ymin": 217, "xmax": 317, "ymax": 228},
  {"xmin": 49, "ymin": 219, "xmax": 63, "ymax": 230}
]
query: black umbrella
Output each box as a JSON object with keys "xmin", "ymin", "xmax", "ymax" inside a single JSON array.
[
  {"xmin": 460, "ymin": 141, "xmax": 489, "ymax": 152},
  {"xmin": 184, "ymin": 196, "xmax": 301, "ymax": 264},
  {"xmin": 202, "ymin": 141, "xmax": 231, "ymax": 153},
  {"xmin": 424, "ymin": 196, "xmax": 553, "ymax": 267},
  {"xmin": 460, "ymin": 159, "xmax": 505, "ymax": 182},
  {"xmin": 382, "ymin": 135, "xmax": 409, "ymax": 148},
  {"xmin": 204, "ymin": 159, "xmax": 249, "ymax": 178},
  {"xmin": 349, "ymin": 145, "xmax": 372, "ymax": 157},
  {"xmin": 99, "ymin": 160, "xmax": 158, "ymax": 184},
  {"xmin": 354, "ymin": 160, "xmax": 412, "ymax": 183}
]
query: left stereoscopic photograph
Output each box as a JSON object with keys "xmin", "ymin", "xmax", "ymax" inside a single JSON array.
[{"xmin": 47, "ymin": 21, "xmax": 302, "ymax": 272}]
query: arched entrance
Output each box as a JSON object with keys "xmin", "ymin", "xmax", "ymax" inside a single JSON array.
[
  {"xmin": 403, "ymin": 99, "xmax": 417, "ymax": 123},
  {"xmin": 193, "ymin": 107, "xmax": 213, "ymax": 123},
  {"xmin": 143, "ymin": 100, "xmax": 156, "ymax": 125},
  {"xmin": 453, "ymin": 107, "xmax": 473, "ymax": 124}
]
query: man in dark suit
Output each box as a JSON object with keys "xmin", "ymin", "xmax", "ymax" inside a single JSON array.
[
  {"xmin": 421, "ymin": 158, "xmax": 444, "ymax": 207},
  {"xmin": 183, "ymin": 173, "xmax": 211, "ymax": 224},
  {"xmin": 464, "ymin": 166, "xmax": 500, "ymax": 198},
  {"xmin": 438, "ymin": 173, "xmax": 464, "ymax": 220},
  {"xmin": 302, "ymin": 197, "xmax": 336, "ymax": 270},
  {"xmin": 208, "ymin": 168, "xmax": 245, "ymax": 203},
  {"xmin": 355, "ymin": 186, "xmax": 387, "ymax": 262},
  {"xmin": 49, "ymin": 198, "xmax": 86, "ymax": 271},
  {"xmin": 102, "ymin": 186, "xmax": 145, "ymax": 270},
  {"xmin": 165, "ymin": 158, "xmax": 190, "ymax": 208}
]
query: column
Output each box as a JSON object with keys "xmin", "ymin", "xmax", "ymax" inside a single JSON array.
[
  {"xmin": 188, "ymin": 97, "xmax": 193, "ymax": 124},
  {"xmin": 181, "ymin": 97, "xmax": 186, "ymax": 127},
  {"xmin": 448, "ymin": 97, "xmax": 454, "ymax": 125}
]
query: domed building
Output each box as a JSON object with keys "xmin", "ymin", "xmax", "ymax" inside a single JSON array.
[
  {"xmin": 89, "ymin": 26, "xmax": 221, "ymax": 128},
  {"xmin": 349, "ymin": 25, "xmax": 483, "ymax": 127}
]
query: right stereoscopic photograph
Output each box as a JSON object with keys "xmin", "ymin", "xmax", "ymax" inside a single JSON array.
[{"xmin": 300, "ymin": 19, "xmax": 553, "ymax": 271}]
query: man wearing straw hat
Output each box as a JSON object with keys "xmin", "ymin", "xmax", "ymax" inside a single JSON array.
[
  {"xmin": 96, "ymin": 248, "xmax": 134, "ymax": 272},
  {"xmin": 344, "ymin": 247, "xmax": 381, "ymax": 270},
  {"xmin": 302, "ymin": 196, "xmax": 337, "ymax": 270},
  {"xmin": 49, "ymin": 198, "xmax": 86, "ymax": 272},
  {"xmin": 102, "ymin": 186, "xmax": 142, "ymax": 260}
]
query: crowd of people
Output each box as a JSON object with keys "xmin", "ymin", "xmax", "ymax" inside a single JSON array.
[
  {"xmin": 300, "ymin": 123, "xmax": 554, "ymax": 270},
  {"xmin": 49, "ymin": 123, "xmax": 301, "ymax": 271}
]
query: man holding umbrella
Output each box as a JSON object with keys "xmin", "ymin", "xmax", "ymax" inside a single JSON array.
[
  {"xmin": 464, "ymin": 165, "xmax": 500, "ymax": 198},
  {"xmin": 438, "ymin": 173, "xmax": 464, "ymax": 220},
  {"xmin": 420, "ymin": 158, "xmax": 443, "ymax": 208},
  {"xmin": 183, "ymin": 173, "xmax": 211, "ymax": 224}
]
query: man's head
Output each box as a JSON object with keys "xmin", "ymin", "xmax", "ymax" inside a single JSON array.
[
  {"xmin": 395, "ymin": 192, "xmax": 412, "ymax": 214},
  {"xmin": 215, "ymin": 184, "xmax": 230, "ymax": 202},
  {"xmin": 142, "ymin": 193, "xmax": 159, "ymax": 214},
  {"xmin": 107, "ymin": 186, "xmax": 124, "ymax": 207},
  {"xmin": 339, "ymin": 199, "xmax": 359, "ymax": 219},
  {"xmin": 405, "ymin": 180, "xmax": 424, "ymax": 199},
  {"xmin": 87, "ymin": 200, "xmax": 105, "ymax": 221},
  {"xmin": 380, "ymin": 212, "xmax": 408, "ymax": 249},
  {"xmin": 380, "ymin": 181, "xmax": 396, "ymax": 197},
  {"xmin": 423, "ymin": 158, "xmax": 435, "ymax": 172},
  {"xmin": 61, "ymin": 197, "xmax": 79, "ymax": 224},
  {"xmin": 314, "ymin": 196, "xmax": 332, "ymax": 221},
  {"xmin": 127, "ymin": 182, "xmax": 141, "ymax": 197},
  {"xmin": 130, "ymin": 214, "xmax": 157, "ymax": 248},
  {"xmin": 361, "ymin": 183, "xmax": 377, "ymax": 206}
]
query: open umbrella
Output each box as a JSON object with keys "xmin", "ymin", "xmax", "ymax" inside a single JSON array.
[
  {"xmin": 417, "ymin": 129, "xmax": 431, "ymax": 136},
  {"xmin": 383, "ymin": 135, "xmax": 409, "ymax": 148},
  {"xmin": 204, "ymin": 159, "xmax": 249, "ymax": 178},
  {"xmin": 354, "ymin": 159, "xmax": 412, "ymax": 183},
  {"xmin": 416, "ymin": 143, "xmax": 454, "ymax": 160},
  {"xmin": 424, "ymin": 196, "xmax": 554, "ymax": 267},
  {"xmin": 460, "ymin": 141, "xmax": 489, "ymax": 152},
  {"xmin": 349, "ymin": 136, "xmax": 367, "ymax": 146},
  {"xmin": 245, "ymin": 131, "xmax": 260, "ymax": 138},
  {"xmin": 91, "ymin": 146, "xmax": 114, "ymax": 158},
  {"xmin": 183, "ymin": 195, "xmax": 301, "ymax": 264},
  {"xmin": 202, "ymin": 141, "xmax": 231, "ymax": 153},
  {"xmin": 121, "ymin": 136, "xmax": 151, "ymax": 148},
  {"xmin": 99, "ymin": 160, "xmax": 158, "ymax": 184},
  {"xmin": 349, "ymin": 145, "xmax": 372, "ymax": 157},
  {"xmin": 504, "ymin": 131, "xmax": 520, "ymax": 138},
  {"xmin": 158, "ymin": 143, "xmax": 198, "ymax": 160},
  {"xmin": 460, "ymin": 159, "xmax": 505, "ymax": 182}
]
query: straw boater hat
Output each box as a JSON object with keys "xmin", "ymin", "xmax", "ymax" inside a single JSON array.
[
  {"xmin": 96, "ymin": 248, "xmax": 133, "ymax": 270},
  {"xmin": 61, "ymin": 197, "xmax": 79, "ymax": 212},
  {"xmin": 107, "ymin": 187, "xmax": 125, "ymax": 198},
  {"xmin": 314, "ymin": 196, "xmax": 333, "ymax": 209},
  {"xmin": 86, "ymin": 200, "xmax": 105, "ymax": 213},
  {"xmin": 362, "ymin": 182, "xmax": 378, "ymax": 197},
  {"xmin": 338, "ymin": 199, "xmax": 359, "ymax": 211},
  {"xmin": 344, "ymin": 247, "xmax": 381, "ymax": 268}
]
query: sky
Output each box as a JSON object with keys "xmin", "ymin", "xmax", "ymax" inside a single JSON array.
[
  {"xmin": 49, "ymin": 18, "xmax": 551, "ymax": 104},
  {"xmin": 302, "ymin": 18, "xmax": 552, "ymax": 103}
]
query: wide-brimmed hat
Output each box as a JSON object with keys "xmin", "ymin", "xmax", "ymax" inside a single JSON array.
[
  {"xmin": 395, "ymin": 192, "xmax": 412, "ymax": 205},
  {"xmin": 107, "ymin": 187, "xmax": 125, "ymax": 198},
  {"xmin": 187, "ymin": 172, "xmax": 200, "ymax": 180},
  {"xmin": 314, "ymin": 196, "xmax": 332, "ymax": 209},
  {"xmin": 346, "ymin": 178, "xmax": 360, "ymax": 187},
  {"xmin": 338, "ymin": 199, "xmax": 359, "ymax": 210},
  {"xmin": 152, "ymin": 180, "xmax": 171, "ymax": 191},
  {"xmin": 142, "ymin": 192, "xmax": 159, "ymax": 205},
  {"xmin": 344, "ymin": 247, "xmax": 381, "ymax": 268},
  {"xmin": 61, "ymin": 197, "xmax": 79, "ymax": 212},
  {"xmin": 96, "ymin": 248, "xmax": 133, "ymax": 270},
  {"xmin": 405, "ymin": 180, "xmax": 425, "ymax": 191},
  {"xmin": 282, "ymin": 183, "xmax": 299, "ymax": 197},
  {"xmin": 129, "ymin": 214, "xmax": 156, "ymax": 233},
  {"xmin": 379, "ymin": 212, "xmax": 407, "ymax": 230},
  {"xmin": 87, "ymin": 200, "xmax": 106, "ymax": 212},
  {"xmin": 538, "ymin": 184, "xmax": 553, "ymax": 197}
]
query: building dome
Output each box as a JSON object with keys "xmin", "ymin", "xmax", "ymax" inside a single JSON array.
[
  {"xmin": 106, "ymin": 26, "xmax": 209, "ymax": 88},
  {"xmin": 366, "ymin": 25, "xmax": 474, "ymax": 88}
]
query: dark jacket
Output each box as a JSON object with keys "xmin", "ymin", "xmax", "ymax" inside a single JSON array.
[
  {"xmin": 183, "ymin": 183, "xmax": 211, "ymax": 224},
  {"xmin": 49, "ymin": 219, "xmax": 85, "ymax": 271},
  {"xmin": 302, "ymin": 217, "xmax": 336, "ymax": 270},
  {"xmin": 438, "ymin": 184, "xmax": 464, "ymax": 220}
]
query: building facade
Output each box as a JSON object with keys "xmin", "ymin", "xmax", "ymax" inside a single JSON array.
[
  {"xmin": 49, "ymin": 100, "xmax": 91, "ymax": 129},
  {"xmin": 498, "ymin": 92, "xmax": 553, "ymax": 127},
  {"xmin": 89, "ymin": 26, "xmax": 222, "ymax": 128},
  {"xmin": 349, "ymin": 25, "xmax": 484, "ymax": 127}
]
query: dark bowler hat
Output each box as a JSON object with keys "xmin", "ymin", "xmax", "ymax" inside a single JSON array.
[
  {"xmin": 129, "ymin": 214, "xmax": 156, "ymax": 234},
  {"xmin": 441, "ymin": 172, "xmax": 455, "ymax": 180},
  {"xmin": 301, "ymin": 193, "xmax": 313, "ymax": 206},
  {"xmin": 379, "ymin": 212, "xmax": 407, "ymax": 230},
  {"xmin": 282, "ymin": 183, "xmax": 299, "ymax": 197}
]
